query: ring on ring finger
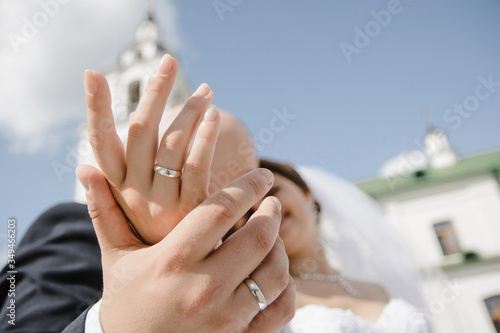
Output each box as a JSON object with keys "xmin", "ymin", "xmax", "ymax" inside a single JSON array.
[
  {"xmin": 154, "ymin": 165, "xmax": 183, "ymax": 178},
  {"xmin": 244, "ymin": 277, "xmax": 268, "ymax": 311}
]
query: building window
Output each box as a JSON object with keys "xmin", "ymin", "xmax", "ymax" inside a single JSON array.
[
  {"xmin": 433, "ymin": 221, "xmax": 461, "ymax": 256},
  {"xmin": 485, "ymin": 296, "xmax": 500, "ymax": 333},
  {"xmin": 128, "ymin": 81, "xmax": 141, "ymax": 112}
]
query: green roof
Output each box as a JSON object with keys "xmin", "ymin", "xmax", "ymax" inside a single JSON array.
[
  {"xmin": 440, "ymin": 254, "xmax": 500, "ymax": 272},
  {"xmin": 356, "ymin": 149, "xmax": 500, "ymax": 199}
]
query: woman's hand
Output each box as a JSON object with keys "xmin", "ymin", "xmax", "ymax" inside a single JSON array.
[{"xmin": 83, "ymin": 55, "xmax": 219, "ymax": 244}]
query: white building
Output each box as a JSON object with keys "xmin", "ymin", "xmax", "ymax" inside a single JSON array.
[
  {"xmin": 74, "ymin": 8, "xmax": 191, "ymax": 202},
  {"xmin": 357, "ymin": 126, "xmax": 500, "ymax": 333}
]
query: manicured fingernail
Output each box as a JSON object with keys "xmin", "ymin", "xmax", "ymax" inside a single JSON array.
[
  {"xmin": 193, "ymin": 83, "xmax": 210, "ymax": 97},
  {"xmin": 271, "ymin": 197, "xmax": 281, "ymax": 211},
  {"xmin": 204, "ymin": 106, "xmax": 218, "ymax": 122},
  {"xmin": 157, "ymin": 54, "xmax": 173, "ymax": 74},
  {"xmin": 84, "ymin": 70, "xmax": 98, "ymax": 96},
  {"xmin": 259, "ymin": 168, "xmax": 274, "ymax": 185}
]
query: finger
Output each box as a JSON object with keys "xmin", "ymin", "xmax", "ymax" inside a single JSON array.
[
  {"xmin": 125, "ymin": 55, "xmax": 178, "ymax": 187},
  {"xmin": 152, "ymin": 83, "xmax": 213, "ymax": 196},
  {"xmin": 245, "ymin": 276, "xmax": 296, "ymax": 333},
  {"xmin": 243, "ymin": 236, "xmax": 288, "ymax": 304},
  {"xmin": 159, "ymin": 168, "xmax": 274, "ymax": 261},
  {"xmin": 75, "ymin": 165, "xmax": 142, "ymax": 254},
  {"xmin": 179, "ymin": 105, "xmax": 220, "ymax": 209},
  {"xmin": 229, "ymin": 234, "xmax": 288, "ymax": 310},
  {"xmin": 84, "ymin": 70, "xmax": 126, "ymax": 186},
  {"xmin": 206, "ymin": 196, "xmax": 282, "ymax": 287}
]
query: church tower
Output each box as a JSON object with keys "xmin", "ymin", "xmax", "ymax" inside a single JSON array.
[
  {"xmin": 74, "ymin": 4, "xmax": 192, "ymax": 203},
  {"xmin": 378, "ymin": 112, "xmax": 459, "ymax": 177},
  {"xmin": 422, "ymin": 120, "xmax": 458, "ymax": 170}
]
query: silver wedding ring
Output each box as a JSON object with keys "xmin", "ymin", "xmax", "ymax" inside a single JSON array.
[
  {"xmin": 244, "ymin": 277, "xmax": 268, "ymax": 311},
  {"xmin": 154, "ymin": 165, "xmax": 182, "ymax": 178}
]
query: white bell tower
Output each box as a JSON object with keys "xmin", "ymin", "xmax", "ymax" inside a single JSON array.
[
  {"xmin": 74, "ymin": 3, "xmax": 192, "ymax": 203},
  {"xmin": 422, "ymin": 112, "xmax": 458, "ymax": 169}
]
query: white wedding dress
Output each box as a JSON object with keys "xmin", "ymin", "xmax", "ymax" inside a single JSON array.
[{"xmin": 283, "ymin": 298, "xmax": 431, "ymax": 333}]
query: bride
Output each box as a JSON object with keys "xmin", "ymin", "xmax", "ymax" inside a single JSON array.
[{"xmin": 250, "ymin": 159, "xmax": 433, "ymax": 333}]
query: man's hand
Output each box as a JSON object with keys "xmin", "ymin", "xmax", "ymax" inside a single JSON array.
[
  {"xmin": 84, "ymin": 55, "xmax": 219, "ymax": 244},
  {"xmin": 76, "ymin": 165, "xmax": 295, "ymax": 333}
]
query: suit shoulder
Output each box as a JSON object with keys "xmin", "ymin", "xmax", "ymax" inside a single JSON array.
[
  {"xmin": 39, "ymin": 202, "xmax": 90, "ymax": 223},
  {"xmin": 18, "ymin": 202, "xmax": 93, "ymax": 246}
]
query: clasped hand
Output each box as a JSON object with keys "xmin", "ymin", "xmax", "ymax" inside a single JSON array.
[{"xmin": 76, "ymin": 55, "xmax": 295, "ymax": 332}]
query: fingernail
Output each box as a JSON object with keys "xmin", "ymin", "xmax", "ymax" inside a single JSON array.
[
  {"xmin": 193, "ymin": 83, "xmax": 210, "ymax": 97},
  {"xmin": 271, "ymin": 197, "xmax": 282, "ymax": 211},
  {"xmin": 203, "ymin": 105, "xmax": 218, "ymax": 122},
  {"xmin": 84, "ymin": 70, "xmax": 98, "ymax": 96},
  {"xmin": 78, "ymin": 177, "xmax": 90, "ymax": 193},
  {"xmin": 259, "ymin": 168, "xmax": 274, "ymax": 185},
  {"xmin": 156, "ymin": 54, "xmax": 173, "ymax": 75}
]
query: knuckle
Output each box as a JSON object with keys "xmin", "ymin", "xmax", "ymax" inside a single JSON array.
[
  {"xmin": 160, "ymin": 130, "xmax": 184, "ymax": 154},
  {"xmin": 128, "ymin": 116, "xmax": 149, "ymax": 140},
  {"xmin": 185, "ymin": 160, "xmax": 205, "ymax": 176},
  {"xmin": 87, "ymin": 205, "xmax": 105, "ymax": 221},
  {"xmin": 88, "ymin": 129, "xmax": 105, "ymax": 151},
  {"xmin": 246, "ymin": 174, "xmax": 265, "ymax": 199},
  {"xmin": 87, "ymin": 200, "xmax": 119, "ymax": 223},
  {"xmin": 125, "ymin": 193, "xmax": 149, "ymax": 217},
  {"xmin": 86, "ymin": 98, "xmax": 106, "ymax": 114},
  {"xmin": 182, "ymin": 277, "xmax": 223, "ymax": 314},
  {"xmin": 212, "ymin": 193, "xmax": 239, "ymax": 220},
  {"xmin": 201, "ymin": 130, "xmax": 218, "ymax": 143},
  {"xmin": 275, "ymin": 269, "xmax": 290, "ymax": 292},
  {"xmin": 145, "ymin": 73, "xmax": 166, "ymax": 93},
  {"xmin": 161, "ymin": 249, "xmax": 189, "ymax": 274},
  {"xmin": 98, "ymin": 118, "xmax": 115, "ymax": 135},
  {"xmin": 197, "ymin": 122, "xmax": 219, "ymax": 142},
  {"xmin": 253, "ymin": 227, "xmax": 273, "ymax": 252}
]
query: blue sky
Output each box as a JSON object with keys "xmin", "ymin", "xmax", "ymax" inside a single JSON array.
[{"xmin": 1, "ymin": 0, "xmax": 499, "ymax": 242}]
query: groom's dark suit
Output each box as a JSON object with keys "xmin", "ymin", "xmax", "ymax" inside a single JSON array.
[{"xmin": 0, "ymin": 203, "xmax": 102, "ymax": 333}]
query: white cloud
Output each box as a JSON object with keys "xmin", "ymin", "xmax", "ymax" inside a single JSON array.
[{"xmin": 0, "ymin": 0, "xmax": 180, "ymax": 154}]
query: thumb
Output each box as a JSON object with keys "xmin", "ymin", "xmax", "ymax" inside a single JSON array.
[{"xmin": 76, "ymin": 164, "xmax": 140, "ymax": 252}]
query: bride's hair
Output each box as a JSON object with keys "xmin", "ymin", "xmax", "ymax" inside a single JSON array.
[{"xmin": 259, "ymin": 158, "xmax": 321, "ymax": 215}]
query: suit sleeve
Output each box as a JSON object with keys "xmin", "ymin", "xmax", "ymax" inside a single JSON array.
[{"xmin": 0, "ymin": 202, "xmax": 103, "ymax": 333}]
